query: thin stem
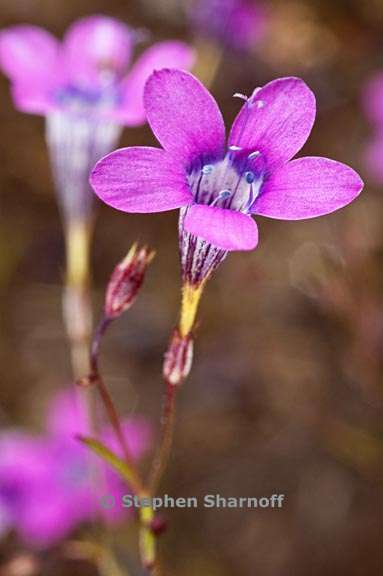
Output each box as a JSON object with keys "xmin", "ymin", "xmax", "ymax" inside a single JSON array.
[
  {"xmin": 148, "ymin": 381, "xmax": 177, "ymax": 493},
  {"xmin": 96, "ymin": 372, "xmax": 136, "ymax": 467},
  {"xmin": 89, "ymin": 316, "xmax": 137, "ymax": 469},
  {"xmin": 63, "ymin": 217, "xmax": 93, "ymax": 379},
  {"xmin": 87, "ymin": 318, "xmax": 160, "ymax": 573},
  {"xmin": 90, "ymin": 316, "xmax": 112, "ymax": 374},
  {"xmin": 193, "ymin": 38, "xmax": 224, "ymax": 90},
  {"xmin": 62, "ymin": 217, "xmax": 117, "ymax": 570},
  {"xmin": 138, "ymin": 501, "xmax": 157, "ymax": 573},
  {"xmin": 63, "ymin": 216, "xmax": 97, "ymax": 491},
  {"xmin": 148, "ymin": 282, "xmax": 204, "ymax": 493}
]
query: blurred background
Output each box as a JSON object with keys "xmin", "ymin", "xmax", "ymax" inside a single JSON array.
[{"xmin": 1, "ymin": 0, "xmax": 383, "ymax": 574}]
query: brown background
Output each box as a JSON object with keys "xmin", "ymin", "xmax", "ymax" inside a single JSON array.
[{"xmin": 1, "ymin": 0, "xmax": 383, "ymax": 574}]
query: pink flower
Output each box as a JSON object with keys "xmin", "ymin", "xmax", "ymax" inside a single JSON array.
[
  {"xmin": 90, "ymin": 69, "xmax": 363, "ymax": 284},
  {"xmin": 0, "ymin": 16, "xmax": 194, "ymax": 220},
  {"xmin": 189, "ymin": 0, "xmax": 266, "ymax": 52},
  {"xmin": 0, "ymin": 389, "xmax": 151, "ymax": 548},
  {"xmin": 0, "ymin": 15, "xmax": 194, "ymax": 125}
]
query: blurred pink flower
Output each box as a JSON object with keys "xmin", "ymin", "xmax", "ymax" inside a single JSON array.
[
  {"xmin": 0, "ymin": 15, "xmax": 194, "ymax": 220},
  {"xmin": 362, "ymin": 72, "xmax": 383, "ymax": 126},
  {"xmin": 362, "ymin": 72, "xmax": 383, "ymax": 183},
  {"xmin": 0, "ymin": 389, "xmax": 151, "ymax": 548},
  {"xmin": 0, "ymin": 15, "xmax": 194, "ymax": 125},
  {"xmin": 189, "ymin": 0, "xmax": 266, "ymax": 52}
]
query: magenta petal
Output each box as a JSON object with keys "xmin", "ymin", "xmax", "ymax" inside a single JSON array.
[
  {"xmin": 144, "ymin": 69, "xmax": 226, "ymax": 166},
  {"xmin": 0, "ymin": 25, "xmax": 59, "ymax": 86},
  {"xmin": 103, "ymin": 418, "xmax": 151, "ymax": 460},
  {"xmin": 113, "ymin": 41, "xmax": 195, "ymax": 126},
  {"xmin": 62, "ymin": 15, "xmax": 133, "ymax": 87},
  {"xmin": 253, "ymin": 157, "xmax": 364, "ymax": 220},
  {"xmin": 45, "ymin": 389, "xmax": 87, "ymax": 440},
  {"xmin": 184, "ymin": 204, "xmax": 258, "ymax": 251},
  {"xmin": 229, "ymin": 77, "xmax": 316, "ymax": 172},
  {"xmin": 90, "ymin": 146, "xmax": 192, "ymax": 213},
  {"xmin": 11, "ymin": 82, "xmax": 55, "ymax": 114}
]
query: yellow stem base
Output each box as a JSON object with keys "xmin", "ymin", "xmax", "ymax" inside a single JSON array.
[{"xmin": 179, "ymin": 282, "xmax": 205, "ymax": 337}]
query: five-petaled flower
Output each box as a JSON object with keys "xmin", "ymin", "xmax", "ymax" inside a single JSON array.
[
  {"xmin": 0, "ymin": 15, "xmax": 194, "ymax": 125},
  {"xmin": 0, "ymin": 16, "xmax": 194, "ymax": 220},
  {"xmin": 91, "ymin": 69, "xmax": 363, "ymax": 285}
]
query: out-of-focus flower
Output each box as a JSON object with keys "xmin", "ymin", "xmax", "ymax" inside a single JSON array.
[
  {"xmin": 259, "ymin": 2, "xmax": 339, "ymax": 73},
  {"xmin": 0, "ymin": 15, "xmax": 194, "ymax": 125},
  {"xmin": 104, "ymin": 243, "xmax": 155, "ymax": 320},
  {"xmin": 362, "ymin": 72, "xmax": 383, "ymax": 183},
  {"xmin": 362, "ymin": 72, "xmax": 383, "ymax": 125},
  {"xmin": 188, "ymin": 0, "xmax": 266, "ymax": 52},
  {"xmin": 0, "ymin": 389, "xmax": 150, "ymax": 548},
  {"xmin": 91, "ymin": 69, "xmax": 363, "ymax": 288},
  {"xmin": 364, "ymin": 132, "xmax": 383, "ymax": 183},
  {"xmin": 0, "ymin": 15, "xmax": 194, "ymax": 220}
]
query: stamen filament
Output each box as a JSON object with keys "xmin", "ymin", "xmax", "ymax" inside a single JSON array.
[{"xmin": 210, "ymin": 189, "xmax": 232, "ymax": 207}]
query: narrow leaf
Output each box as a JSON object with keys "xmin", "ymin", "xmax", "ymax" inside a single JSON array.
[{"xmin": 77, "ymin": 435, "xmax": 142, "ymax": 493}]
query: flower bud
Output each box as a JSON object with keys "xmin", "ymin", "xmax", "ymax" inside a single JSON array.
[
  {"xmin": 150, "ymin": 514, "xmax": 167, "ymax": 536},
  {"xmin": 104, "ymin": 243, "xmax": 154, "ymax": 319},
  {"xmin": 163, "ymin": 329, "xmax": 194, "ymax": 386}
]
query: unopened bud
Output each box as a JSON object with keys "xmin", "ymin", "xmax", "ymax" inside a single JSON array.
[
  {"xmin": 150, "ymin": 514, "xmax": 167, "ymax": 536},
  {"xmin": 163, "ymin": 329, "xmax": 194, "ymax": 386},
  {"xmin": 104, "ymin": 243, "xmax": 154, "ymax": 319}
]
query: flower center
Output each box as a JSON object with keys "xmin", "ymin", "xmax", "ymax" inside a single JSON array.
[
  {"xmin": 55, "ymin": 82, "xmax": 119, "ymax": 114},
  {"xmin": 188, "ymin": 151, "xmax": 263, "ymax": 213}
]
